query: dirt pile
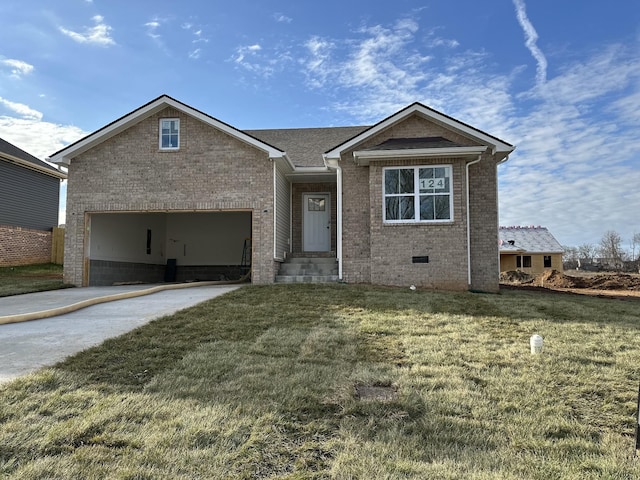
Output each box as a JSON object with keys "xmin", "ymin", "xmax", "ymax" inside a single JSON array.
[
  {"xmin": 501, "ymin": 270, "xmax": 640, "ymax": 291},
  {"xmin": 500, "ymin": 271, "xmax": 535, "ymax": 284}
]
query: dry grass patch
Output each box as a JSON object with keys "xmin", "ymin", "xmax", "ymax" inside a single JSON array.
[
  {"xmin": 0, "ymin": 264, "xmax": 67, "ymax": 297},
  {"xmin": 1, "ymin": 284, "xmax": 640, "ymax": 478}
]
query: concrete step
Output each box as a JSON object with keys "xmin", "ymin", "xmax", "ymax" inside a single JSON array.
[
  {"xmin": 285, "ymin": 257, "xmax": 337, "ymax": 264},
  {"xmin": 278, "ymin": 264, "xmax": 338, "ymax": 275},
  {"xmin": 276, "ymin": 256, "xmax": 339, "ymax": 283},
  {"xmin": 275, "ymin": 275, "xmax": 340, "ymax": 284}
]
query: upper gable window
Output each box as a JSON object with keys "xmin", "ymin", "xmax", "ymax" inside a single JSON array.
[
  {"xmin": 383, "ymin": 165, "xmax": 453, "ymax": 223},
  {"xmin": 159, "ymin": 118, "xmax": 180, "ymax": 150}
]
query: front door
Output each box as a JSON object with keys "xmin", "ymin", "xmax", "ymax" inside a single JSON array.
[{"xmin": 303, "ymin": 193, "xmax": 330, "ymax": 252}]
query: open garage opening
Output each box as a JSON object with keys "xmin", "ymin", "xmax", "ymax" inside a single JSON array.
[{"xmin": 87, "ymin": 211, "xmax": 252, "ymax": 286}]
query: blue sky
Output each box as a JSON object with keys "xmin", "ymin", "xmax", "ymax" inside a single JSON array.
[{"xmin": 1, "ymin": 0, "xmax": 639, "ymax": 250}]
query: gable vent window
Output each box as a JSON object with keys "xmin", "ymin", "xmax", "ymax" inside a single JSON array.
[{"xmin": 159, "ymin": 118, "xmax": 180, "ymax": 150}]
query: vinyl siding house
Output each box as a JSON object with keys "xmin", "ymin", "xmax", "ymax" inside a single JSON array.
[
  {"xmin": 0, "ymin": 138, "xmax": 66, "ymax": 266},
  {"xmin": 50, "ymin": 95, "xmax": 514, "ymax": 291},
  {"xmin": 499, "ymin": 226, "xmax": 564, "ymax": 274}
]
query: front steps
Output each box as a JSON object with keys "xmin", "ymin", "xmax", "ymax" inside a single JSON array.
[{"xmin": 275, "ymin": 256, "xmax": 339, "ymax": 283}]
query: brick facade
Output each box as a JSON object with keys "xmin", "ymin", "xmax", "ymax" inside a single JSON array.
[
  {"xmin": 64, "ymin": 106, "xmax": 275, "ymax": 286},
  {"xmin": 59, "ymin": 97, "xmax": 508, "ymax": 291},
  {"xmin": 0, "ymin": 225, "xmax": 52, "ymax": 266},
  {"xmin": 339, "ymin": 115, "xmax": 501, "ymax": 292}
]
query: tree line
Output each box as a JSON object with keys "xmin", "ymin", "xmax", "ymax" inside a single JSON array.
[{"xmin": 563, "ymin": 231, "xmax": 640, "ymax": 272}]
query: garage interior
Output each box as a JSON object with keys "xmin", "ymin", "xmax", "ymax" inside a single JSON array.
[{"xmin": 87, "ymin": 211, "xmax": 252, "ymax": 286}]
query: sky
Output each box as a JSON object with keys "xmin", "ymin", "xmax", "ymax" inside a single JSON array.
[{"xmin": 1, "ymin": 0, "xmax": 639, "ymax": 250}]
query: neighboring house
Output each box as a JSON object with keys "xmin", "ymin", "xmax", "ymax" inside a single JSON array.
[
  {"xmin": 49, "ymin": 95, "xmax": 514, "ymax": 291},
  {"xmin": 499, "ymin": 226, "xmax": 564, "ymax": 274},
  {"xmin": 0, "ymin": 137, "xmax": 66, "ymax": 266}
]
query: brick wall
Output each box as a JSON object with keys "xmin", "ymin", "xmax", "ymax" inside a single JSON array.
[
  {"xmin": 64, "ymin": 106, "xmax": 275, "ymax": 286},
  {"xmin": 0, "ymin": 225, "xmax": 52, "ymax": 266},
  {"xmin": 340, "ymin": 113, "xmax": 500, "ymax": 291}
]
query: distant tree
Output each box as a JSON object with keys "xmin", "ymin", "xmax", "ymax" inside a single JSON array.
[
  {"xmin": 599, "ymin": 230, "xmax": 624, "ymax": 270},
  {"xmin": 577, "ymin": 243, "xmax": 597, "ymax": 262},
  {"xmin": 631, "ymin": 232, "xmax": 640, "ymax": 261},
  {"xmin": 562, "ymin": 245, "xmax": 579, "ymax": 270}
]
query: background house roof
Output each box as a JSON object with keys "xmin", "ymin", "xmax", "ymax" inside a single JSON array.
[
  {"xmin": 0, "ymin": 137, "xmax": 66, "ymax": 179},
  {"xmin": 246, "ymin": 126, "xmax": 368, "ymax": 168},
  {"xmin": 499, "ymin": 226, "xmax": 564, "ymax": 254}
]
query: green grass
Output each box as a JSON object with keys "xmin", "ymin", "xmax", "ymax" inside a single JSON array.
[
  {"xmin": 1, "ymin": 284, "xmax": 640, "ymax": 479},
  {"xmin": 0, "ymin": 263, "xmax": 67, "ymax": 297}
]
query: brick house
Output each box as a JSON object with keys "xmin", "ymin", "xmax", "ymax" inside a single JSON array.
[
  {"xmin": 0, "ymin": 137, "xmax": 66, "ymax": 266},
  {"xmin": 49, "ymin": 95, "xmax": 514, "ymax": 291},
  {"xmin": 499, "ymin": 226, "xmax": 564, "ymax": 274}
]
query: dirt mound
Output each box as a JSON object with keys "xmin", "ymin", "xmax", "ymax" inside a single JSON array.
[
  {"xmin": 502, "ymin": 269, "xmax": 640, "ymax": 291},
  {"xmin": 536, "ymin": 270, "xmax": 584, "ymax": 288},
  {"xmin": 500, "ymin": 271, "xmax": 535, "ymax": 284}
]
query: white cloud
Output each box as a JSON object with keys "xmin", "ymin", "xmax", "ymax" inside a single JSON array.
[
  {"xmin": 512, "ymin": 0, "xmax": 547, "ymax": 87},
  {"xmin": 0, "ymin": 97, "xmax": 43, "ymax": 121},
  {"xmin": 145, "ymin": 20, "xmax": 162, "ymax": 40},
  {"xmin": 1, "ymin": 59, "xmax": 35, "ymax": 78},
  {"xmin": 0, "ymin": 115, "xmax": 86, "ymax": 160},
  {"xmin": 274, "ymin": 13, "xmax": 292, "ymax": 23},
  {"xmin": 59, "ymin": 15, "xmax": 115, "ymax": 46}
]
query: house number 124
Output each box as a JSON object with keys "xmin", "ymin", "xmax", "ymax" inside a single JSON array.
[{"xmin": 419, "ymin": 178, "xmax": 446, "ymax": 190}]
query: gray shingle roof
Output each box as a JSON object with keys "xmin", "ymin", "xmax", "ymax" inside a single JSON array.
[
  {"xmin": 499, "ymin": 226, "xmax": 564, "ymax": 254},
  {"xmin": 245, "ymin": 126, "xmax": 369, "ymax": 168},
  {"xmin": 0, "ymin": 137, "xmax": 61, "ymax": 175}
]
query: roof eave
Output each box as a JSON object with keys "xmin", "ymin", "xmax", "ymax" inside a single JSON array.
[
  {"xmin": 352, "ymin": 146, "xmax": 488, "ymax": 166},
  {"xmin": 2, "ymin": 154, "xmax": 67, "ymax": 179},
  {"xmin": 324, "ymin": 102, "xmax": 515, "ymax": 159},
  {"xmin": 48, "ymin": 95, "xmax": 286, "ymax": 164}
]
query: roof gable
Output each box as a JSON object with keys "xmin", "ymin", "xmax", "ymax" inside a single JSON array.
[
  {"xmin": 324, "ymin": 102, "xmax": 514, "ymax": 162},
  {"xmin": 246, "ymin": 126, "xmax": 368, "ymax": 168},
  {"xmin": 48, "ymin": 95, "xmax": 287, "ymax": 166},
  {"xmin": 0, "ymin": 137, "xmax": 66, "ymax": 179},
  {"xmin": 499, "ymin": 227, "xmax": 564, "ymax": 254}
]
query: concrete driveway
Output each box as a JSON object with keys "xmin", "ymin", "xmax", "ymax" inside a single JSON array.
[{"xmin": 0, "ymin": 284, "xmax": 241, "ymax": 383}]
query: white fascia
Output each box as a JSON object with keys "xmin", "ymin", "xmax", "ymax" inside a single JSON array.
[
  {"xmin": 49, "ymin": 95, "xmax": 288, "ymax": 166},
  {"xmin": 353, "ymin": 146, "xmax": 488, "ymax": 166}
]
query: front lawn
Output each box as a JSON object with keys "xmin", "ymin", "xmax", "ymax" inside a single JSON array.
[
  {"xmin": 0, "ymin": 264, "xmax": 66, "ymax": 297},
  {"xmin": 1, "ymin": 284, "xmax": 639, "ymax": 478}
]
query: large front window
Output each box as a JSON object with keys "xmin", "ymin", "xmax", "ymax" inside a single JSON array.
[{"xmin": 384, "ymin": 166, "xmax": 453, "ymax": 222}]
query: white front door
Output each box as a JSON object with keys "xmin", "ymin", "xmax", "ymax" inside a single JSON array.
[{"xmin": 303, "ymin": 193, "xmax": 331, "ymax": 252}]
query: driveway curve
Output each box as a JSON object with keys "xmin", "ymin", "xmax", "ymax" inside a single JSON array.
[{"xmin": 0, "ymin": 284, "xmax": 241, "ymax": 383}]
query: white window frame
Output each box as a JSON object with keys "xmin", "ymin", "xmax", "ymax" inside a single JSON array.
[
  {"xmin": 159, "ymin": 118, "xmax": 180, "ymax": 150},
  {"xmin": 383, "ymin": 165, "xmax": 454, "ymax": 224}
]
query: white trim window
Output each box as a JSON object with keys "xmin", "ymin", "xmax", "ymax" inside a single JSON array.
[
  {"xmin": 159, "ymin": 118, "xmax": 180, "ymax": 150},
  {"xmin": 383, "ymin": 165, "xmax": 453, "ymax": 223}
]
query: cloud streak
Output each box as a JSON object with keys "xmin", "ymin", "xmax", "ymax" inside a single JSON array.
[
  {"xmin": 512, "ymin": 0, "xmax": 547, "ymax": 87},
  {"xmin": 59, "ymin": 15, "xmax": 115, "ymax": 46},
  {"xmin": 0, "ymin": 96, "xmax": 43, "ymax": 121},
  {"xmin": 1, "ymin": 59, "xmax": 34, "ymax": 78}
]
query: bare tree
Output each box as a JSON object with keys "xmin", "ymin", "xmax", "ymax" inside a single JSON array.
[
  {"xmin": 631, "ymin": 232, "xmax": 640, "ymax": 261},
  {"xmin": 562, "ymin": 245, "xmax": 578, "ymax": 269},
  {"xmin": 577, "ymin": 243, "xmax": 597, "ymax": 262},
  {"xmin": 599, "ymin": 230, "xmax": 624, "ymax": 270}
]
